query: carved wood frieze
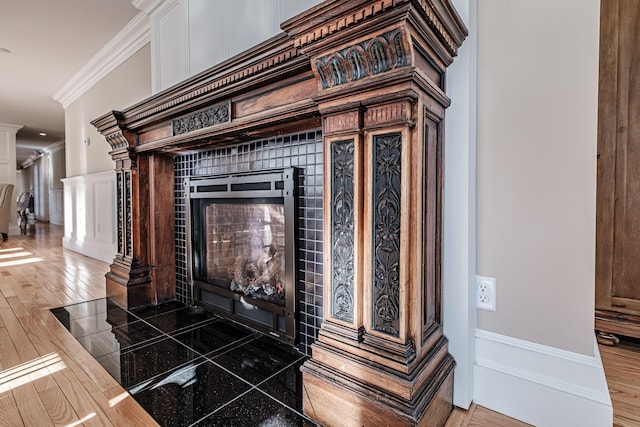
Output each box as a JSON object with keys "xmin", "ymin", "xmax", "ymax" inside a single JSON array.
[
  {"xmin": 365, "ymin": 101, "xmax": 413, "ymax": 127},
  {"xmin": 372, "ymin": 133, "xmax": 402, "ymax": 337},
  {"xmin": 324, "ymin": 110, "xmax": 361, "ymax": 135},
  {"xmin": 331, "ymin": 139, "xmax": 356, "ymax": 323},
  {"xmin": 291, "ymin": 0, "xmax": 393, "ymax": 49},
  {"xmin": 124, "ymin": 44, "xmax": 300, "ymax": 126},
  {"xmin": 289, "ymin": 0, "xmax": 464, "ymax": 56},
  {"xmin": 172, "ymin": 102, "xmax": 230, "ymax": 136},
  {"xmin": 314, "ymin": 29, "xmax": 408, "ymax": 89}
]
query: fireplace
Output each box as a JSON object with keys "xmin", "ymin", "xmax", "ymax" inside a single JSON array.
[
  {"xmin": 174, "ymin": 131, "xmax": 324, "ymax": 355},
  {"xmin": 92, "ymin": 1, "xmax": 466, "ymax": 425},
  {"xmin": 187, "ymin": 168, "xmax": 298, "ymax": 344}
]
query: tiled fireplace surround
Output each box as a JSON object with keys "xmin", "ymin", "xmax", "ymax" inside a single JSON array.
[
  {"xmin": 92, "ymin": 1, "xmax": 466, "ymax": 426},
  {"xmin": 174, "ymin": 131, "xmax": 325, "ymax": 356}
]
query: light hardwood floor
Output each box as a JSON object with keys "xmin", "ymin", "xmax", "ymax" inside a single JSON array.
[{"xmin": 0, "ymin": 223, "xmax": 634, "ymax": 426}]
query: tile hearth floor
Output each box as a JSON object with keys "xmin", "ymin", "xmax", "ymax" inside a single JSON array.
[{"xmin": 50, "ymin": 298, "xmax": 318, "ymax": 427}]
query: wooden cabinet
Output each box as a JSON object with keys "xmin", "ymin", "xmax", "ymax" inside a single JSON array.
[{"xmin": 595, "ymin": 0, "xmax": 640, "ymax": 340}]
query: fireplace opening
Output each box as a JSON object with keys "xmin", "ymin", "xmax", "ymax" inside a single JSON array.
[{"xmin": 187, "ymin": 168, "xmax": 298, "ymax": 344}]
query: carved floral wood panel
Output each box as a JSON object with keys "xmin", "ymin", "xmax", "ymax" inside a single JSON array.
[
  {"xmin": 331, "ymin": 139, "xmax": 355, "ymax": 323},
  {"xmin": 372, "ymin": 133, "xmax": 402, "ymax": 337}
]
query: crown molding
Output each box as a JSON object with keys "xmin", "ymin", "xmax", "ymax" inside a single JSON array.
[
  {"xmin": 53, "ymin": 11, "xmax": 151, "ymax": 109},
  {"xmin": 131, "ymin": 0, "xmax": 166, "ymax": 14},
  {"xmin": 0, "ymin": 123, "xmax": 24, "ymax": 133}
]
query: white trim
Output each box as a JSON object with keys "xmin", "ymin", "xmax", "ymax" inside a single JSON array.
[
  {"xmin": 474, "ymin": 329, "xmax": 612, "ymax": 426},
  {"xmin": 53, "ymin": 12, "xmax": 151, "ymax": 109},
  {"xmin": 62, "ymin": 235, "xmax": 114, "ymax": 264},
  {"xmin": 132, "ymin": 0, "xmax": 166, "ymax": 14},
  {"xmin": 443, "ymin": 0, "xmax": 477, "ymax": 409}
]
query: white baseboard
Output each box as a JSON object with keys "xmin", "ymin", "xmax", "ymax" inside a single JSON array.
[
  {"xmin": 474, "ymin": 329, "xmax": 612, "ymax": 427},
  {"xmin": 63, "ymin": 235, "xmax": 114, "ymax": 264}
]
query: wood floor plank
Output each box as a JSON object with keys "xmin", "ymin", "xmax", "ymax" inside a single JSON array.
[
  {"xmin": 0, "ymin": 393, "xmax": 24, "ymax": 427},
  {"xmin": 11, "ymin": 379, "xmax": 54, "ymax": 427},
  {"xmin": 1, "ymin": 223, "xmax": 640, "ymax": 427},
  {"xmin": 39, "ymin": 386, "xmax": 81, "ymax": 427}
]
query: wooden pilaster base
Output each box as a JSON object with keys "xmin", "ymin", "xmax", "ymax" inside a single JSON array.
[
  {"xmin": 301, "ymin": 343, "xmax": 455, "ymax": 427},
  {"xmin": 105, "ymin": 262, "xmax": 152, "ymax": 309}
]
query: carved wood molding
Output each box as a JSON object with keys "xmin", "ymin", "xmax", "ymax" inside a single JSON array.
[
  {"xmin": 324, "ymin": 109, "xmax": 362, "ymax": 135},
  {"xmin": 123, "ymin": 42, "xmax": 301, "ymax": 127},
  {"xmin": 364, "ymin": 100, "xmax": 414, "ymax": 128},
  {"xmin": 172, "ymin": 102, "xmax": 230, "ymax": 136},
  {"xmin": 314, "ymin": 28, "xmax": 409, "ymax": 89},
  {"xmin": 92, "ymin": 111, "xmax": 136, "ymax": 152},
  {"xmin": 286, "ymin": 0, "xmax": 465, "ymax": 56}
]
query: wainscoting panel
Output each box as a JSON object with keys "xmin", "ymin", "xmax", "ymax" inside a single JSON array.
[
  {"xmin": 473, "ymin": 329, "xmax": 612, "ymax": 426},
  {"xmin": 61, "ymin": 171, "xmax": 116, "ymax": 263},
  {"xmin": 49, "ymin": 189, "xmax": 64, "ymax": 226}
]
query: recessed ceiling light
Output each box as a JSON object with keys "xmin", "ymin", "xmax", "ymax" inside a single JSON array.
[
  {"xmin": 0, "ymin": 48, "xmax": 10, "ymax": 54},
  {"xmin": 39, "ymin": 132, "xmax": 47, "ymax": 136}
]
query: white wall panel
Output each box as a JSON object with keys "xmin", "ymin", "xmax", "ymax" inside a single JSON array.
[
  {"xmin": 153, "ymin": 0, "xmax": 322, "ymax": 92},
  {"xmin": 225, "ymin": 0, "xmax": 278, "ymax": 57},
  {"xmin": 155, "ymin": 0, "xmax": 189, "ymax": 91},
  {"xmin": 62, "ymin": 171, "xmax": 116, "ymax": 263},
  {"xmin": 188, "ymin": 0, "xmax": 226, "ymax": 75},
  {"xmin": 49, "ymin": 189, "xmax": 64, "ymax": 226}
]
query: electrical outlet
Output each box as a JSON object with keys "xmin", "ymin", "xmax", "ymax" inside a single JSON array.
[{"xmin": 476, "ymin": 276, "xmax": 496, "ymax": 311}]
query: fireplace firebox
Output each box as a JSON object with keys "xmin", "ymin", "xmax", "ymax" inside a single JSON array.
[{"xmin": 187, "ymin": 168, "xmax": 297, "ymax": 344}]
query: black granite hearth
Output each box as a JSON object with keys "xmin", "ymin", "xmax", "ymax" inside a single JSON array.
[{"xmin": 51, "ymin": 299, "xmax": 317, "ymax": 427}]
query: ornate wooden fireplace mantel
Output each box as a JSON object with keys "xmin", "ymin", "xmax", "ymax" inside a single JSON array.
[{"xmin": 93, "ymin": 1, "xmax": 466, "ymax": 425}]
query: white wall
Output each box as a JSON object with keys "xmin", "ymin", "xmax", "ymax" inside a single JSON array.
[
  {"xmin": 63, "ymin": 44, "xmax": 151, "ymax": 259},
  {"xmin": 472, "ymin": 1, "xmax": 611, "ymax": 424},
  {"xmin": 151, "ymin": 0, "xmax": 321, "ymax": 91},
  {"xmin": 65, "ymin": 44, "xmax": 151, "ymax": 177},
  {"xmin": 476, "ymin": 0, "xmax": 599, "ymax": 357}
]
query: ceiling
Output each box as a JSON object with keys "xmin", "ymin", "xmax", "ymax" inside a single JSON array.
[{"xmin": 0, "ymin": 0, "xmax": 140, "ymax": 168}]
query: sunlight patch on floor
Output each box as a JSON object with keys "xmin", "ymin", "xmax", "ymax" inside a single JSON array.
[
  {"xmin": 0, "ymin": 257, "xmax": 44, "ymax": 268},
  {"xmin": 0, "ymin": 251, "xmax": 34, "ymax": 260},
  {"xmin": 0, "ymin": 353, "xmax": 66, "ymax": 393},
  {"xmin": 0, "ymin": 247, "xmax": 24, "ymax": 253},
  {"xmin": 64, "ymin": 412, "xmax": 96, "ymax": 427}
]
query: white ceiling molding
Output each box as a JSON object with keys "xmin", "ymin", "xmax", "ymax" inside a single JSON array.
[
  {"xmin": 132, "ymin": 0, "xmax": 168, "ymax": 15},
  {"xmin": 53, "ymin": 11, "xmax": 151, "ymax": 109},
  {"xmin": 45, "ymin": 140, "xmax": 65, "ymax": 153}
]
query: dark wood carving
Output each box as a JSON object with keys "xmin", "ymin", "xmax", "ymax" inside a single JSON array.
[
  {"xmin": 331, "ymin": 139, "xmax": 355, "ymax": 323},
  {"xmin": 116, "ymin": 171, "xmax": 123, "ymax": 256},
  {"xmin": 372, "ymin": 133, "xmax": 402, "ymax": 337},
  {"xmin": 124, "ymin": 171, "xmax": 132, "ymax": 257},
  {"xmin": 92, "ymin": 1, "xmax": 467, "ymax": 425},
  {"xmin": 172, "ymin": 102, "xmax": 230, "ymax": 136},
  {"xmin": 315, "ymin": 29, "xmax": 407, "ymax": 89}
]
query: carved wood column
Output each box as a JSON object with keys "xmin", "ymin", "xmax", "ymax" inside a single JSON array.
[
  {"xmin": 284, "ymin": 1, "xmax": 466, "ymax": 425},
  {"xmin": 92, "ymin": 112, "xmax": 176, "ymax": 308}
]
